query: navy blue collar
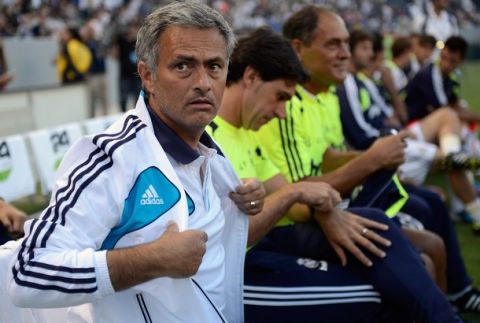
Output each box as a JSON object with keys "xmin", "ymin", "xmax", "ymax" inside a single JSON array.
[{"xmin": 145, "ymin": 100, "xmax": 223, "ymax": 164}]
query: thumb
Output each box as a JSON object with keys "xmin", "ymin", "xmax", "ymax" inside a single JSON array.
[
  {"xmin": 0, "ymin": 216, "xmax": 12, "ymax": 232},
  {"xmin": 166, "ymin": 221, "xmax": 179, "ymax": 233}
]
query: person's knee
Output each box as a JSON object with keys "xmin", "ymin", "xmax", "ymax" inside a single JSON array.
[
  {"xmin": 436, "ymin": 106, "xmax": 460, "ymax": 124},
  {"xmin": 413, "ymin": 230, "xmax": 446, "ymax": 263}
]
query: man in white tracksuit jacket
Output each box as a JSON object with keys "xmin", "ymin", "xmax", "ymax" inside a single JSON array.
[{"xmin": 7, "ymin": 2, "xmax": 254, "ymax": 322}]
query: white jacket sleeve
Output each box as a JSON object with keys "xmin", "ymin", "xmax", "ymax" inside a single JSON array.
[{"xmin": 8, "ymin": 137, "xmax": 128, "ymax": 308}]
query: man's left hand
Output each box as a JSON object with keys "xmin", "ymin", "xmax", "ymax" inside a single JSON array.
[
  {"xmin": 229, "ymin": 178, "xmax": 265, "ymax": 215},
  {"xmin": 315, "ymin": 209, "xmax": 391, "ymax": 267}
]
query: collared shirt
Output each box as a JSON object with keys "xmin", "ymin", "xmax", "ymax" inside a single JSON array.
[
  {"xmin": 147, "ymin": 104, "xmax": 227, "ymax": 312},
  {"xmin": 207, "ymin": 116, "xmax": 296, "ymax": 226},
  {"xmin": 257, "ymin": 84, "xmax": 345, "ymax": 183},
  {"xmin": 405, "ymin": 62, "xmax": 460, "ymax": 121},
  {"xmin": 207, "ymin": 116, "xmax": 279, "ymax": 182}
]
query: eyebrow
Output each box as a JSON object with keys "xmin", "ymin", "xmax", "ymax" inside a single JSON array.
[
  {"xmin": 278, "ymin": 91, "xmax": 293, "ymax": 100},
  {"xmin": 173, "ymin": 55, "xmax": 226, "ymax": 64}
]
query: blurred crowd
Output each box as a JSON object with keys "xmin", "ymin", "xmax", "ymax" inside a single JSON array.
[
  {"xmin": 0, "ymin": 0, "xmax": 478, "ymax": 39},
  {"xmin": 0, "ymin": 0, "xmax": 477, "ymax": 113}
]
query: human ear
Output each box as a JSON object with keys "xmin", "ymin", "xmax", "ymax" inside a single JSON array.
[{"xmin": 138, "ymin": 61, "xmax": 155, "ymax": 94}]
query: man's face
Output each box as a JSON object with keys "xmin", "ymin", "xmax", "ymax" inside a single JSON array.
[
  {"xmin": 411, "ymin": 38, "xmax": 434, "ymax": 64},
  {"xmin": 352, "ymin": 39, "xmax": 374, "ymax": 70},
  {"xmin": 141, "ymin": 26, "xmax": 228, "ymax": 137},
  {"xmin": 433, "ymin": 0, "xmax": 448, "ymax": 10},
  {"xmin": 439, "ymin": 48, "xmax": 463, "ymax": 75},
  {"xmin": 296, "ymin": 13, "xmax": 350, "ymax": 88},
  {"xmin": 242, "ymin": 77, "xmax": 295, "ymax": 130}
]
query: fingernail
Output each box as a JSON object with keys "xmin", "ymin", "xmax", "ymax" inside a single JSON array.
[
  {"xmin": 380, "ymin": 252, "xmax": 386, "ymax": 258},
  {"xmin": 386, "ymin": 241, "xmax": 392, "ymax": 247},
  {"xmin": 367, "ymin": 261, "xmax": 373, "ymax": 267}
]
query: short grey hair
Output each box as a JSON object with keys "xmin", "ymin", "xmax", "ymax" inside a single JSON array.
[{"xmin": 136, "ymin": 1, "xmax": 236, "ymax": 74}]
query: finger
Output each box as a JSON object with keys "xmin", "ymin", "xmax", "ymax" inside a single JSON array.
[
  {"xmin": 363, "ymin": 230, "xmax": 392, "ymax": 247},
  {"xmin": 331, "ymin": 242, "xmax": 347, "ymax": 266},
  {"xmin": 0, "ymin": 215, "xmax": 12, "ymax": 231},
  {"xmin": 11, "ymin": 214, "xmax": 25, "ymax": 233},
  {"xmin": 399, "ymin": 130, "xmax": 413, "ymax": 140},
  {"xmin": 357, "ymin": 217, "xmax": 389, "ymax": 231},
  {"xmin": 234, "ymin": 184, "xmax": 253, "ymax": 195},
  {"xmin": 199, "ymin": 230, "xmax": 208, "ymax": 242},
  {"xmin": 166, "ymin": 221, "xmax": 179, "ymax": 232},
  {"xmin": 236, "ymin": 179, "xmax": 262, "ymax": 195},
  {"xmin": 355, "ymin": 235, "xmax": 386, "ymax": 259},
  {"xmin": 229, "ymin": 192, "xmax": 243, "ymax": 203},
  {"xmin": 343, "ymin": 240, "xmax": 373, "ymax": 267},
  {"xmin": 331, "ymin": 190, "xmax": 342, "ymax": 205},
  {"xmin": 243, "ymin": 200, "xmax": 262, "ymax": 213}
]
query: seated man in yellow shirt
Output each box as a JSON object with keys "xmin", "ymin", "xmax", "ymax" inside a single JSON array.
[{"xmin": 207, "ymin": 27, "xmax": 459, "ymax": 323}]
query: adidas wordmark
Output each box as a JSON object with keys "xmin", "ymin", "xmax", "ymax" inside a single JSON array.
[{"xmin": 140, "ymin": 185, "xmax": 164, "ymax": 205}]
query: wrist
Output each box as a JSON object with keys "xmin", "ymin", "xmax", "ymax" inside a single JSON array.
[
  {"xmin": 361, "ymin": 150, "xmax": 382, "ymax": 172},
  {"xmin": 288, "ymin": 182, "xmax": 306, "ymax": 203}
]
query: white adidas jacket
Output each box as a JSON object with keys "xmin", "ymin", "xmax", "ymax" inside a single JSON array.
[{"xmin": 7, "ymin": 97, "xmax": 248, "ymax": 322}]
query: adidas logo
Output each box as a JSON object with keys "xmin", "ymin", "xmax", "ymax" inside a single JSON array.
[{"xmin": 140, "ymin": 185, "xmax": 164, "ymax": 205}]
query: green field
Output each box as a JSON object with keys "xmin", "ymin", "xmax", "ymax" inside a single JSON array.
[
  {"xmin": 450, "ymin": 61, "xmax": 480, "ymax": 321},
  {"xmin": 461, "ymin": 61, "xmax": 480, "ymax": 111},
  {"xmin": 456, "ymin": 61, "xmax": 480, "ymax": 284}
]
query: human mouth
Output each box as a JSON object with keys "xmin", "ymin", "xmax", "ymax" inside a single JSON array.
[{"xmin": 188, "ymin": 97, "xmax": 214, "ymax": 109}]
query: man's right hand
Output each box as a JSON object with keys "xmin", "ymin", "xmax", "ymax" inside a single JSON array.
[
  {"xmin": 295, "ymin": 182, "xmax": 342, "ymax": 213},
  {"xmin": 107, "ymin": 221, "xmax": 208, "ymax": 291},
  {"xmin": 367, "ymin": 133, "xmax": 407, "ymax": 169},
  {"xmin": 151, "ymin": 222, "xmax": 208, "ymax": 278}
]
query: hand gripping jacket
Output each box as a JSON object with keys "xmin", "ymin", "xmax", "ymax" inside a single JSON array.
[{"xmin": 8, "ymin": 97, "xmax": 248, "ymax": 322}]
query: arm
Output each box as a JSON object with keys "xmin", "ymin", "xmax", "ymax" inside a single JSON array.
[
  {"xmin": 8, "ymin": 139, "xmax": 206, "ymax": 307},
  {"xmin": 321, "ymin": 148, "xmax": 360, "ymax": 174},
  {"xmin": 308, "ymin": 133, "xmax": 407, "ymax": 195},
  {"xmin": 337, "ymin": 80, "xmax": 381, "ymax": 150},
  {"xmin": 229, "ymin": 175, "xmax": 341, "ymax": 246},
  {"xmin": 107, "ymin": 222, "xmax": 207, "ymax": 291},
  {"xmin": 381, "ymin": 67, "xmax": 409, "ymax": 124}
]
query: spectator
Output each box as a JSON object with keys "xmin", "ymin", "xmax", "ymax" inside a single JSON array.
[
  {"xmin": 113, "ymin": 20, "xmax": 141, "ymax": 112},
  {"xmin": 56, "ymin": 26, "xmax": 92, "ymax": 84},
  {"xmin": 410, "ymin": 0, "xmax": 459, "ymax": 41},
  {"xmin": 81, "ymin": 22, "xmax": 108, "ymax": 116}
]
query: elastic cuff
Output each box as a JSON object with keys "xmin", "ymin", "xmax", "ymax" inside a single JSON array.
[{"xmin": 94, "ymin": 250, "xmax": 115, "ymax": 296}]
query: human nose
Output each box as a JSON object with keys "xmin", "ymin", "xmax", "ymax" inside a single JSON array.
[
  {"xmin": 275, "ymin": 102, "xmax": 287, "ymax": 119},
  {"xmin": 339, "ymin": 42, "xmax": 351, "ymax": 59},
  {"xmin": 194, "ymin": 67, "xmax": 212, "ymax": 93}
]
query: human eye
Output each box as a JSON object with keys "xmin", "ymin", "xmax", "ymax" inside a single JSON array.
[
  {"xmin": 209, "ymin": 63, "xmax": 223, "ymax": 74},
  {"xmin": 175, "ymin": 62, "xmax": 189, "ymax": 72}
]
